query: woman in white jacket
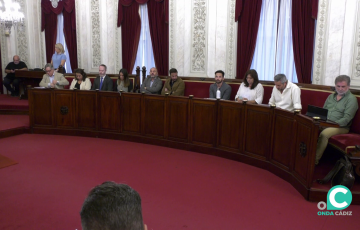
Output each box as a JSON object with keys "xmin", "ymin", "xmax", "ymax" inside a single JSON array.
[
  {"xmin": 235, "ymin": 69, "xmax": 264, "ymax": 104},
  {"xmin": 70, "ymin": 69, "xmax": 92, "ymax": 90}
]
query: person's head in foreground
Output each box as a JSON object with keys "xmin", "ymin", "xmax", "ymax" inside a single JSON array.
[{"xmin": 80, "ymin": 181, "xmax": 147, "ymax": 230}]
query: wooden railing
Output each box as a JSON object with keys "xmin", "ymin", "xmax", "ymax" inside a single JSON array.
[{"xmin": 28, "ymin": 88, "xmax": 328, "ymax": 202}]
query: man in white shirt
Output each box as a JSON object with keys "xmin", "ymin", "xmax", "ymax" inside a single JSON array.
[
  {"xmin": 39, "ymin": 63, "xmax": 69, "ymax": 89},
  {"xmin": 268, "ymin": 74, "xmax": 302, "ymax": 111}
]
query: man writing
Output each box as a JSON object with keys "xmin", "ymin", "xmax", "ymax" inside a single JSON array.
[
  {"xmin": 268, "ymin": 74, "xmax": 302, "ymax": 111},
  {"xmin": 141, "ymin": 67, "xmax": 162, "ymax": 94},
  {"xmin": 161, "ymin": 68, "xmax": 185, "ymax": 96},
  {"xmin": 39, "ymin": 63, "xmax": 69, "ymax": 88},
  {"xmin": 209, "ymin": 70, "xmax": 231, "ymax": 100},
  {"xmin": 3, "ymin": 55, "xmax": 28, "ymax": 96},
  {"xmin": 315, "ymin": 75, "xmax": 358, "ymax": 165}
]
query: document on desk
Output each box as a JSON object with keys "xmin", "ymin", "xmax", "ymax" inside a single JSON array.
[{"xmin": 33, "ymin": 87, "xmax": 46, "ymax": 89}]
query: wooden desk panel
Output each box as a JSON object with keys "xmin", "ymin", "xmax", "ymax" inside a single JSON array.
[
  {"xmin": 29, "ymin": 89, "xmax": 53, "ymax": 127},
  {"xmin": 28, "ymin": 89, "xmax": 328, "ymax": 202},
  {"xmin": 142, "ymin": 95, "xmax": 165, "ymax": 138},
  {"xmin": 166, "ymin": 97, "xmax": 189, "ymax": 142},
  {"xmin": 293, "ymin": 115, "xmax": 319, "ymax": 187},
  {"xmin": 98, "ymin": 92, "xmax": 121, "ymax": 132},
  {"xmin": 15, "ymin": 70, "xmax": 44, "ymax": 79},
  {"xmin": 122, "ymin": 93, "xmax": 141, "ymax": 134},
  {"xmin": 244, "ymin": 105, "xmax": 273, "ymax": 160},
  {"xmin": 217, "ymin": 101, "xmax": 244, "ymax": 152},
  {"xmin": 270, "ymin": 109, "xmax": 296, "ymax": 170},
  {"xmin": 54, "ymin": 91, "xmax": 74, "ymax": 128},
  {"xmin": 76, "ymin": 91, "xmax": 97, "ymax": 130},
  {"xmin": 191, "ymin": 99, "xmax": 217, "ymax": 147}
]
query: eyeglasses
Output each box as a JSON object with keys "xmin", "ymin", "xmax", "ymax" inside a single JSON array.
[{"xmin": 45, "ymin": 69, "xmax": 52, "ymax": 73}]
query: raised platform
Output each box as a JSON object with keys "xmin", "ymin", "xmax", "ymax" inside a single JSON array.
[
  {"xmin": 0, "ymin": 115, "xmax": 30, "ymax": 139},
  {"xmin": 0, "ymin": 94, "xmax": 29, "ymax": 115}
]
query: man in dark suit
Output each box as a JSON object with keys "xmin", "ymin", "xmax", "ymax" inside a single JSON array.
[{"xmin": 91, "ymin": 64, "xmax": 113, "ymax": 91}]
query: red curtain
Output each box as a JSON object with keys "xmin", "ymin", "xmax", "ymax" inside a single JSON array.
[
  {"xmin": 235, "ymin": 0, "xmax": 262, "ymax": 79},
  {"xmin": 118, "ymin": 0, "xmax": 168, "ymax": 75},
  {"xmin": 118, "ymin": 0, "xmax": 149, "ymax": 27},
  {"xmin": 292, "ymin": 0, "xmax": 318, "ymax": 83},
  {"xmin": 147, "ymin": 0, "xmax": 169, "ymax": 76},
  {"xmin": 41, "ymin": 0, "xmax": 78, "ymax": 70},
  {"xmin": 118, "ymin": 1, "xmax": 141, "ymax": 72}
]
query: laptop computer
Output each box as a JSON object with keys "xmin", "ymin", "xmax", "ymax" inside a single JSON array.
[{"xmin": 306, "ymin": 105, "xmax": 328, "ymax": 121}]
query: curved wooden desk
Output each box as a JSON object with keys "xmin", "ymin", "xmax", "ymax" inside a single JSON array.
[{"xmin": 28, "ymin": 88, "xmax": 358, "ymax": 203}]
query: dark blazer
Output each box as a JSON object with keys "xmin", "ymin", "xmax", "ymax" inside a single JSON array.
[
  {"xmin": 140, "ymin": 76, "xmax": 162, "ymax": 94},
  {"xmin": 91, "ymin": 75, "xmax": 114, "ymax": 91}
]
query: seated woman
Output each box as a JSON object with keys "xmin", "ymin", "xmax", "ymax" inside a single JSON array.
[
  {"xmin": 117, "ymin": 69, "xmax": 133, "ymax": 92},
  {"xmin": 51, "ymin": 43, "xmax": 67, "ymax": 73},
  {"xmin": 235, "ymin": 69, "xmax": 264, "ymax": 104},
  {"xmin": 70, "ymin": 69, "xmax": 92, "ymax": 90}
]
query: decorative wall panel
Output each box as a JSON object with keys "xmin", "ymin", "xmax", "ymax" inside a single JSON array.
[
  {"xmin": 191, "ymin": 0, "xmax": 207, "ymax": 74},
  {"xmin": 91, "ymin": 0, "xmax": 101, "ymax": 68}
]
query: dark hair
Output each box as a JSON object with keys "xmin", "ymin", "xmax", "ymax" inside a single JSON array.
[
  {"xmin": 118, "ymin": 69, "xmax": 130, "ymax": 88},
  {"xmin": 100, "ymin": 64, "xmax": 107, "ymax": 71},
  {"xmin": 80, "ymin": 181, "xmax": 144, "ymax": 230},
  {"xmin": 74, "ymin": 69, "xmax": 87, "ymax": 80},
  {"xmin": 335, "ymin": 75, "xmax": 350, "ymax": 86},
  {"xmin": 215, "ymin": 70, "xmax": 225, "ymax": 77},
  {"xmin": 243, "ymin": 69, "xmax": 259, "ymax": 90},
  {"xmin": 169, "ymin": 68, "xmax": 178, "ymax": 75}
]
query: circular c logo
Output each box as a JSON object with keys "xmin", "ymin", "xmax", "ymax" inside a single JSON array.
[{"xmin": 327, "ymin": 185, "xmax": 352, "ymax": 210}]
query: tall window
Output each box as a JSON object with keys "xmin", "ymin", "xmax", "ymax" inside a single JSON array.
[
  {"xmin": 132, "ymin": 4, "xmax": 155, "ymax": 85},
  {"xmin": 56, "ymin": 12, "xmax": 72, "ymax": 73},
  {"xmin": 250, "ymin": 0, "xmax": 297, "ymax": 82}
]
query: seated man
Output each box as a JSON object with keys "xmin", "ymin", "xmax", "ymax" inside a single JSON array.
[
  {"xmin": 39, "ymin": 63, "xmax": 69, "ymax": 88},
  {"xmin": 268, "ymin": 74, "xmax": 301, "ymax": 111},
  {"xmin": 315, "ymin": 75, "xmax": 358, "ymax": 165},
  {"xmin": 161, "ymin": 68, "xmax": 185, "ymax": 96},
  {"xmin": 3, "ymin": 55, "xmax": 28, "ymax": 96},
  {"xmin": 140, "ymin": 67, "xmax": 162, "ymax": 94},
  {"xmin": 80, "ymin": 181, "xmax": 147, "ymax": 230},
  {"xmin": 209, "ymin": 70, "xmax": 231, "ymax": 100},
  {"xmin": 91, "ymin": 64, "xmax": 114, "ymax": 91}
]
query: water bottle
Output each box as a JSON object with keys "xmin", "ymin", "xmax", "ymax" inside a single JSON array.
[{"xmin": 216, "ymin": 89, "xmax": 221, "ymax": 99}]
